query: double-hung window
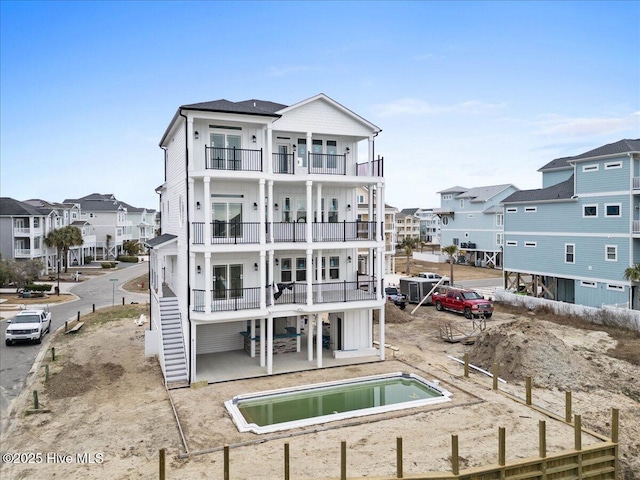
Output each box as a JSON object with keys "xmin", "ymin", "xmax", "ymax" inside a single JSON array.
[
  {"xmin": 280, "ymin": 258, "xmax": 292, "ymax": 282},
  {"xmin": 296, "ymin": 258, "xmax": 307, "ymax": 281},
  {"xmin": 565, "ymin": 244, "xmax": 575, "ymax": 264},
  {"xmin": 605, "ymin": 245, "xmax": 617, "ymax": 262}
]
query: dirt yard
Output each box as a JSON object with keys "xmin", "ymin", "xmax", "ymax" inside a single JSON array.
[{"xmin": 1, "ymin": 266, "xmax": 639, "ymax": 479}]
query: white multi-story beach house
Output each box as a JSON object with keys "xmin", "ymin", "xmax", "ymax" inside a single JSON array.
[{"xmin": 146, "ymin": 94, "xmax": 387, "ymax": 385}]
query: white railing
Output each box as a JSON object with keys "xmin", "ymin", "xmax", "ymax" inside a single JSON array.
[
  {"xmin": 633, "ymin": 220, "xmax": 640, "ymax": 234},
  {"xmin": 13, "ymin": 227, "xmax": 43, "ymax": 236},
  {"xmin": 633, "ymin": 176, "xmax": 640, "ymax": 190}
]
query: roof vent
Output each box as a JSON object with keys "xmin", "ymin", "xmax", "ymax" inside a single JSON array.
[{"xmin": 253, "ymin": 102, "xmax": 256, "ymax": 107}]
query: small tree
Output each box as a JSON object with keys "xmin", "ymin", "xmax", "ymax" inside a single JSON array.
[
  {"xmin": 122, "ymin": 240, "xmax": 143, "ymax": 256},
  {"xmin": 401, "ymin": 237, "xmax": 420, "ymax": 275},
  {"xmin": 623, "ymin": 264, "xmax": 640, "ymax": 309},
  {"xmin": 0, "ymin": 256, "xmax": 11, "ymax": 287},
  {"xmin": 6, "ymin": 259, "xmax": 44, "ymax": 292},
  {"xmin": 441, "ymin": 244, "xmax": 458, "ymax": 284},
  {"xmin": 44, "ymin": 226, "xmax": 84, "ymax": 273}
]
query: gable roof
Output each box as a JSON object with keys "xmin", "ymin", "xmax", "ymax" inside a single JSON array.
[
  {"xmin": 539, "ymin": 139, "xmax": 640, "ymax": 171},
  {"xmin": 502, "ymin": 175, "xmax": 574, "ymax": 204},
  {"xmin": 437, "ymin": 186, "xmax": 468, "ymax": 194},
  {"xmin": 456, "ymin": 184, "xmax": 515, "ymax": 203},
  {"xmin": 0, "ymin": 197, "xmax": 48, "ymax": 216},
  {"xmin": 180, "ymin": 99, "xmax": 287, "ymax": 117},
  {"xmin": 399, "ymin": 208, "xmax": 419, "ymax": 216},
  {"xmin": 146, "ymin": 234, "xmax": 177, "ymax": 248}
]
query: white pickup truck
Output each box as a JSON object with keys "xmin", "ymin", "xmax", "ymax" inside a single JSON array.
[{"xmin": 5, "ymin": 308, "xmax": 52, "ymax": 346}]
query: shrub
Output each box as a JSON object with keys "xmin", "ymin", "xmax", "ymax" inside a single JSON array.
[
  {"xmin": 84, "ymin": 256, "xmax": 94, "ymax": 264},
  {"xmin": 117, "ymin": 256, "xmax": 139, "ymax": 263},
  {"xmin": 25, "ymin": 283, "xmax": 53, "ymax": 292},
  {"xmin": 101, "ymin": 262, "xmax": 116, "ymax": 269}
]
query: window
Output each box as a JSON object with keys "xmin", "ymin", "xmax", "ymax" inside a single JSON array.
[
  {"xmin": 297, "ymin": 139, "xmax": 307, "ymax": 167},
  {"xmin": 496, "ymin": 214, "xmax": 504, "ymax": 226},
  {"xmin": 213, "ymin": 264, "xmax": 243, "ymax": 299},
  {"xmin": 580, "ymin": 281, "xmax": 597, "ymax": 288},
  {"xmin": 281, "ymin": 258, "xmax": 292, "ymax": 282},
  {"xmin": 605, "ymin": 245, "xmax": 617, "ymax": 262},
  {"xmin": 459, "ymin": 199, "xmax": 465, "ymax": 209},
  {"xmin": 607, "ymin": 284, "xmax": 624, "ymax": 291},
  {"xmin": 357, "ymin": 194, "xmax": 365, "ymax": 204},
  {"xmin": 326, "ymin": 140, "xmax": 337, "ymax": 169},
  {"xmin": 525, "ymin": 207, "xmax": 537, "ymax": 213},
  {"xmin": 282, "ymin": 197, "xmax": 292, "ymax": 222},
  {"xmin": 329, "ymin": 256, "xmax": 339, "ymax": 279},
  {"xmin": 582, "ymin": 164, "xmax": 599, "ymax": 172},
  {"xmin": 209, "ymin": 132, "xmax": 241, "ymax": 170},
  {"xmin": 442, "ymin": 194, "xmax": 452, "ymax": 201},
  {"xmin": 296, "ymin": 258, "xmax": 306, "ymax": 281},
  {"xmin": 524, "ymin": 241, "xmax": 537, "ymax": 247},
  {"xmin": 496, "ymin": 233, "xmax": 503, "ymax": 245},
  {"xmin": 442, "ymin": 217, "xmax": 449, "ymax": 225},
  {"xmin": 312, "ymin": 139, "xmax": 323, "ymax": 168},
  {"xmin": 328, "ymin": 198, "xmax": 338, "ymax": 223},
  {"xmin": 506, "ymin": 207, "xmax": 517, "ymax": 213},
  {"xmin": 605, "ymin": 204, "xmax": 621, "ymax": 217},
  {"xmin": 506, "ymin": 240, "xmax": 517, "ymax": 247},
  {"xmin": 605, "ymin": 162, "xmax": 622, "ymax": 170},
  {"xmin": 565, "ymin": 244, "xmax": 575, "ymax": 263},
  {"xmin": 453, "ymin": 238, "xmax": 459, "ymax": 246},
  {"xmin": 212, "ymin": 202, "xmax": 242, "ymax": 238},
  {"xmin": 296, "ymin": 198, "xmax": 306, "ymax": 222},
  {"xmin": 583, "ymin": 205, "xmax": 598, "ymax": 217}
]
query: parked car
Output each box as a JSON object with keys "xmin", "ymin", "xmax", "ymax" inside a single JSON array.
[
  {"xmin": 417, "ymin": 272, "xmax": 449, "ymax": 282},
  {"xmin": 384, "ymin": 286, "xmax": 407, "ymax": 310},
  {"xmin": 5, "ymin": 308, "xmax": 52, "ymax": 346},
  {"xmin": 432, "ymin": 287, "xmax": 493, "ymax": 319}
]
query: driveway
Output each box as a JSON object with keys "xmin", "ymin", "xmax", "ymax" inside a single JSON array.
[{"xmin": 0, "ymin": 262, "xmax": 149, "ymax": 418}]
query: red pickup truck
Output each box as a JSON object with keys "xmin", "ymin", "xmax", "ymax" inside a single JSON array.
[{"xmin": 432, "ymin": 287, "xmax": 493, "ymax": 319}]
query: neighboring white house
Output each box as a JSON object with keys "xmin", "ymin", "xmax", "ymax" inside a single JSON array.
[
  {"xmin": 147, "ymin": 93, "xmax": 387, "ymax": 385},
  {"xmin": 64, "ymin": 193, "xmax": 135, "ymax": 259},
  {"xmin": 395, "ymin": 208, "xmax": 421, "ymax": 244}
]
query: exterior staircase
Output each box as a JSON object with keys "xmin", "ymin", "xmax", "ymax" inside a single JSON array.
[{"xmin": 159, "ymin": 297, "xmax": 188, "ymax": 385}]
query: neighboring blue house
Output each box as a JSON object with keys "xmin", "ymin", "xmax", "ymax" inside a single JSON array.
[
  {"xmin": 501, "ymin": 139, "xmax": 640, "ymax": 309},
  {"xmin": 435, "ymin": 184, "xmax": 519, "ymax": 268}
]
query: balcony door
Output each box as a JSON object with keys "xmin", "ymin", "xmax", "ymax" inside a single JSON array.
[
  {"xmin": 276, "ymin": 144, "xmax": 290, "ymax": 173},
  {"xmin": 210, "ymin": 133, "xmax": 241, "ymax": 170},
  {"xmin": 212, "ymin": 202, "xmax": 243, "ymax": 239},
  {"xmin": 213, "ymin": 264, "xmax": 243, "ymax": 300}
]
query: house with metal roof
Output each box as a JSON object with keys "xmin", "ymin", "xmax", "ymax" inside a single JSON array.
[
  {"xmin": 434, "ymin": 183, "xmax": 519, "ymax": 268},
  {"xmin": 147, "ymin": 93, "xmax": 388, "ymax": 385},
  {"xmin": 501, "ymin": 139, "xmax": 640, "ymax": 309}
]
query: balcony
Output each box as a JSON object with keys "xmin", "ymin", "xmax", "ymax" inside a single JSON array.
[
  {"xmin": 309, "ymin": 153, "xmax": 346, "ymax": 175},
  {"xmin": 356, "ymin": 157, "xmax": 384, "ymax": 177},
  {"xmin": 634, "ymin": 220, "xmax": 640, "ymax": 234},
  {"xmin": 14, "ymin": 248, "xmax": 43, "ymax": 258},
  {"xmin": 205, "ymin": 146, "xmax": 263, "ymax": 172},
  {"xmin": 192, "ymin": 222, "xmax": 261, "ymax": 245},
  {"xmin": 191, "ymin": 280, "xmax": 378, "ymax": 312},
  {"xmin": 634, "ymin": 177, "xmax": 640, "ymax": 190},
  {"xmin": 272, "ymin": 153, "xmax": 295, "ymax": 174},
  {"xmin": 13, "ymin": 227, "xmax": 43, "ymax": 236}
]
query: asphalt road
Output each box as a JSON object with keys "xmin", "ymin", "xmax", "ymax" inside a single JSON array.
[{"xmin": 0, "ymin": 262, "xmax": 149, "ymax": 419}]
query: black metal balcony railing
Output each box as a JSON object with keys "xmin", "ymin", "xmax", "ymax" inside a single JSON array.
[
  {"xmin": 270, "ymin": 222, "xmax": 307, "ymax": 243},
  {"xmin": 192, "ymin": 222, "xmax": 261, "ymax": 244},
  {"xmin": 308, "ymin": 153, "xmax": 346, "ymax": 175},
  {"xmin": 205, "ymin": 146, "xmax": 263, "ymax": 172},
  {"xmin": 313, "ymin": 280, "xmax": 377, "ymax": 304},
  {"xmin": 273, "ymin": 153, "xmax": 295, "ymax": 174},
  {"xmin": 192, "ymin": 287, "xmax": 261, "ymax": 312},
  {"xmin": 312, "ymin": 221, "xmax": 376, "ymax": 242},
  {"xmin": 356, "ymin": 157, "xmax": 384, "ymax": 177}
]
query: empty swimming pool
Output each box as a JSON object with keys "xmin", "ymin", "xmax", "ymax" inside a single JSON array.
[{"xmin": 225, "ymin": 372, "xmax": 452, "ymax": 434}]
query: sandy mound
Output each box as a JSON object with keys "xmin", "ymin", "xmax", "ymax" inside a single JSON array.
[{"xmin": 468, "ymin": 318, "xmax": 608, "ymax": 391}]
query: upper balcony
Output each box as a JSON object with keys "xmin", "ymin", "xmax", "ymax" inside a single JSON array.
[
  {"xmin": 200, "ymin": 146, "xmax": 383, "ymax": 178},
  {"xmin": 191, "ymin": 221, "xmax": 379, "ymax": 245},
  {"xmin": 13, "ymin": 227, "xmax": 43, "ymax": 237}
]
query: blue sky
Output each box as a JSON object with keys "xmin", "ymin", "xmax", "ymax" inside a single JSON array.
[{"xmin": 1, "ymin": 1, "xmax": 638, "ymax": 211}]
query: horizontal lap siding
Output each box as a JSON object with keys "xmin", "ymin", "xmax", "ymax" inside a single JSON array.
[
  {"xmin": 575, "ymin": 155, "xmax": 631, "ymax": 194},
  {"xmin": 575, "ymin": 281, "xmax": 628, "ymax": 308},
  {"xmin": 542, "ymin": 170, "xmax": 572, "ymax": 188},
  {"xmin": 197, "ymin": 322, "xmax": 245, "ymax": 354}
]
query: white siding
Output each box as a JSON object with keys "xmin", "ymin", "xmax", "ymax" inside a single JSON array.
[{"xmin": 197, "ymin": 322, "xmax": 245, "ymax": 354}]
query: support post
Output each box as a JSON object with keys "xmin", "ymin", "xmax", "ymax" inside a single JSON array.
[
  {"xmin": 51, "ymin": 347, "xmax": 55, "ymax": 361},
  {"xmin": 611, "ymin": 408, "xmax": 619, "ymax": 443},
  {"xmin": 284, "ymin": 443, "xmax": 290, "ymax": 480},
  {"xmin": 574, "ymin": 414, "xmax": 582, "ymax": 451},
  {"xmin": 492, "ymin": 363, "xmax": 498, "ymax": 390},
  {"xmin": 498, "ymin": 427, "xmax": 505, "ymax": 466},
  {"xmin": 565, "ymin": 391, "xmax": 572, "ymax": 423},
  {"xmin": 45, "ymin": 365, "xmax": 49, "ymax": 382},
  {"xmin": 93, "ymin": 304, "xmax": 95, "ymax": 312},
  {"xmin": 159, "ymin": 448, "xmax": 166, "ymax": 480},
  {"xmin": 451, "ymin": 434, "xmax": 459, "ymax": 475},
  {"xmin": 539, "ymin": 420, "xmax": 546, "ymax": 458},
  {"xmin": 224, "ymin": 444, "xmax": 230, "ymax": 480},
  {"xmin": 396, "ymin": 436, "xmax": 403, "ymax": 478},
  {"xmin": 33, "ymin": 390, "xmax": 39, "ymax": 409},
  {"xmin": 341, "ymin": 440, "xmax": 347, "ymax": 480},
  {"xmin": 77, "ymin": 311, "xmax": 80, "ymax": 322},
  {"xmin": 464, "ymin": 353, "xmax": 469, "ymax": 377},
  {"xmin": 526, "ymin": 376, "xmax": 532, "ymax": 405}
]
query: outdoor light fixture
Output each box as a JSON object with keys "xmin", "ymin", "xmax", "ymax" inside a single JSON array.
[
  {"xmin": 197, "ymin": 266, "xmax": 202, "ymax": 274},
  {"xmin": 292, "ymin": 144, "xmax": 296, "ymax": 151},
  {"xmin": 274, "ymin": 203, "xmax": 279, "ymax": 210},
  {"xmin": 347, "ymin": 204, "xmax": 351, "ymax": 211},
  {"xmin": 254, "ymin": 263, "xmax": 259, "ymax": 271},
  {"xmin": 275, "ymin": 258, "xmax": 279, "ymax": 266},
  {"xmin": 252, "ymin": 135, "xmax": 257, "ymax": 143},
  {"xmin": 347, "ymin": 256, "xmax": 352, "ymax": 263},
  {"xmin": 253, "ymin": 202, "xmax": 258, "ymax": 210},
  {"xmin": 194, "ymin": 131, "xmax": 199, "ymax": 140},
  {"xmin": 345, "ymin": 147, "xmax": 350, "ymax": 154},
  {"xmin": 196, "ymin": 202, "xmax": 201, "ymax": 210}
]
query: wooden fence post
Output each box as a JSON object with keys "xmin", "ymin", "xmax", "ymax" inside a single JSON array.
[
  {"xmin": 341, "ymin": 440, "xmax": 347, "ymax": 480},
  {"xmin": 33, "ymin": 390, "xmax": 39, "ymax": 410},
  {"xmin": 492, "ymin": 363, "xmax": 498, "ymax": 390},
  {"xmin": 498, "ymin": 427, "xmax": 505, "ymax": 466},
  {"xmin": 224, "ymin": 444, "xmax": 229, "ymax": 480},
  {"xmin": 463, "ymin": 353, "xmax": 469, "ymax": 377},
  {"xmin": 396, "ymin": 436, "xmax": 403, "ymax": 478},
  {"xmin": 451, "ymin": 434, "xmax": 459, "ymax": 475},
  {"xmin": 159, "ymin": 448, "xmax": 166, "ymax": 480},
  {"xmin": 611, "ymin": 408, "xmax": 619, "ymax": 443},
  {"xmin": 539, "ymin": 420, "xmax": 546, "ymax": 458},
  {"xmin": 51, "ymin": 347, "xmax": 55, "ymax": 361},
  {"xmin": 565, "ymin": 391, "xmax": 572, "ymax": 423},
  {"xmin": 284, "ymin": 443, "xmax": 290, "ymax": 480},
  {"xmin": 574, "ymin": 414, "xmax": 582, "ymax": 451},
  {"xmin": 525, "ymin": 376, "xmax": 532, "ymax": 405},
  {"xmin": 45, "ymin": 365, "xmax": 49, "ymax": 383}
]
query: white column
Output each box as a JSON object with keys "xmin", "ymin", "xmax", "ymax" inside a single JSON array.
[
  {"xmin": 307, "ymin": 315, "xmax": 313, "ymax": 361},
  {"xmin": 376, "ymin": 183, "xmax": 384, "ymax": 242},
  {"xmin": 316, "ymin": 313, "xmax": 323, "ymax": 368},
  {"xmin": 259, "ymin": 251, "xmax": 266, "ymax": 309},
  {"xmin": 204, "ymin": 252, "xmax": 211, "ymax": 314},
  {"xmin": 250, "ymin": 318, "xmax": 256, "ymax": 358},
  {"xmin": 268, "ymin": 250, "xmax": 274, "ymax": 306},
  {"xmin": 267, "ymin": 316, "xmax": 274, "ymax": 374},
  {"xmin": 189, "ymin": 252, "xmax": 196, "ymax": 309},
  {"xmin": 259, "ymin": 179, "xmax": 266, "ymax": 244},
  {"xmin": 266, "ymin": 125, "xmax": 273, "ymax": 174},
  {"xmin": 379, "ymin": 307, "xmax": 386, "ymax": 361},
  {"xmin": 187, "ymin": 117, "xmax": 194, "ymax": 171},
  {"xmin": 316, "ymin": 183, "xmax": 322, "ymax": 237},
  {"xmin": 368, "ymin": 135, "xmax": 374, "ymax": 176},
  {"xmin": 306, "ymin": 180, "xmax": 313, "ymax": 242},
  {"xmin": 203, "ymin": 178, "xmax": 211, "ymax": 245},
  {"xmin": 296, "ymin": 316, "xmax": 301, "ymax": 352},
  {"xmin": 316, "ymin": 249, "xmax": 323, "ymax": 303},
  {"xmin": 260, "ymin": 317, "xmax": 266, "ymax": 367},
  {"xmin": 306, "ymin": 249, "xmax": 313, "ymax": 306},
  {"xmin": 268, "ymin": 180, "xmax": 274, "ymax": 243}
]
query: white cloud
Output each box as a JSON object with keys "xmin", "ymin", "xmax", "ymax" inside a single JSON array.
[
  {"xmin": 372, "ymin": 98, "xmax": 506, "ymax": 117},
  {"xmin": 533, "ymin": 113, "xmax": 639, "ymax": 138}
]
